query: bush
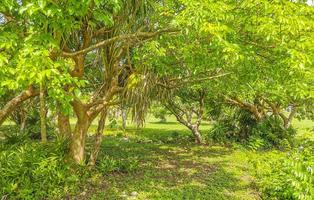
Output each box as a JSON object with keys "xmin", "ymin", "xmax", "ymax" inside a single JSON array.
[
  {"xmin": 96, "ymin": 155, "xmax": 139, "ymax": 174},
  {"xmin": 250, "ymin": 142, "xmax": 314, "ymax": 200},
  {"xmin": 151, "ymin": 106, "xmax": 168, "ymax": 123},
  {"xmin": 108, "ymin": 118, "xmax": 118, "ymax": 129},
  {"xmin": 0, "ymin": 139, "xmax": 83, "ymax": 200},
  {"xmin": 209, "ymin": 109, "xmax": 296, "ymax": 149}
]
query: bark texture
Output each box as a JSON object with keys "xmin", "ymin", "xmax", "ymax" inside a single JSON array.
[
  {"xmin": 70, "ymin": 101, "xmax": 90, "ymax": 164},
  {"xmin": 89, "ymin": 110, "xmax": 107, "ymax": 166},
  {"xmin": 191, "ymin": 124, "xmax": 202, "ymax": 144},
  {"xmin": 0, "ymin": 87, "xmax": 38, "ymax": 126},
  {"xmin": 57, "ymin": 109, "xmax": 72, "ymax": 139}
]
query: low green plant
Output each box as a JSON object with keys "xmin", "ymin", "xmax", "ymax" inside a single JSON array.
[
  {"xmin": 209, "ymin": 109, "xmax": 296, "ymax": 149},
  {"xmin": 108, "ymin": 118, "xmax": 118, "ymax": 129},
  {"xmin": 246, "ymin": 136, "xmax": 266, "ymax": 151},
  {"xmin": 96, "ymin": 155, "xmax": 139, "ymax": 174},
  {"xmin": 2, "ymin": 131, "xmax": 30, "ymax": 146},
  {"xmin": 0, "ymin": 139, "xmax": 83, "ymax": 200},
  {"xmin": 208, "ymin": 121, "xmax": 234, "ymax": 144},
  {"xmin": 151, "ymin": 106, "xmax": 168, "ymax": 123},
  {"xmin": 250, "ymin": 142, "xmax": 314, "ymax": 200}
]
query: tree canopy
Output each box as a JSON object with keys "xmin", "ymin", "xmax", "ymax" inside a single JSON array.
[{"xmin": 0, "ymin": 0, "xmax": 313, "ymax": 162}]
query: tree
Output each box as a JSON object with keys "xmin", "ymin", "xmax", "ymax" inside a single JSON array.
[
  {"xmin": 175, "ymin": 0, "xmax": 314, "ymax": 129},
  {"xmin": 0, "ymin": 0, "xmax": 177, "ymax": 164},
  {"xmin": 135, "ymin": 0, "xmax": 314, "ymax": 143},
  {"xmin": 1, "ymin": 0, "xmax": 313, "ymax": 164},
  {"xmin": 165, "ymin": 89, "xmax": 206, "ymax": 144}
]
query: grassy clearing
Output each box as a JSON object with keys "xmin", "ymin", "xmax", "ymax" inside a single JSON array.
[
  {"xmin": 78, "ymin": 117, "xmax": 255, "ymax": 199},
  {"xmin": 77, "ymin": 116, "xmax": 313, "ymax": 199},
  {"xmin": 1, "ymin": 116, "xmax": 313, "ymax": 199},
  {"xmin": 81, "ymin": 139, "xmax": 259, "ymax": 199}
]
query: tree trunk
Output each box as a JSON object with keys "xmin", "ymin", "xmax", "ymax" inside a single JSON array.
[
  {"xmin": 20, "ymin": 114, "xmax": 26, "ymax": 132},
  {"xmin": 88, "ymin": 110, "xmax": 107, "ymax": 166},
  {"xmin": 0, "ymin": 87, "xmax": 37, "ymax": 126},
  {"xmin": 278, "ymin": 106, "xmax": 297, "ymax": 129},
  {"xmin": 283, "ymin": 106, "xmax": 297, "ymax": 129},
  {"xmin": 40, "ymin": 84, "xmax": 47, "ymax": 143},
  {"xmin": 191, "ymin": 124, "xmax": 202, "ymax": 144},
  {"xmin": 57, "ymin": 108, "xmax": 71, "ymax": 139},
  {"xmin": 121, "ymin": 108, "xmax": 127, "ymax": 130},
  {"xmin": 69, "ymin": 100, "xmax": 91, "ymax": 164},
  {"xmin": 283, "ymin": 119, "xmax": 290, "ymax": 129},
  {"xmin": 70, "ymin": 116, "xmax": 90, "ymax": 164}
]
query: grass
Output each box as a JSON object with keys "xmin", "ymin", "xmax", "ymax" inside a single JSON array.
[
  {"xmin": 77, "ymin": 116, "xmax": 313, "ymax": 199},
  {"xmin": 1, "ymin": 116, "xmax": 313, "ymax": 199},
  {"xmin": 81, "ymin": 139, "xmax": 259, "ymax": 199},
  {"xmin": 78, "ymin": 116, "xmax": 261, "ymax": 200}
]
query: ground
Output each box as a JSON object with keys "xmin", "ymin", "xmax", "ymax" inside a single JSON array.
[
  {"xmin": 75, "ymin": 116, "xmax": 271, "ymax": 200},
  {"xmin": 81, "ymin": 140, "xmax": 259, "ymax": 199},
  {"xmin": 1, "ymin": 116, "xmax": 313, "ymax": 200}
]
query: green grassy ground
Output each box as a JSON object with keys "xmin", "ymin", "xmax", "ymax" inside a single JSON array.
[
  {"xmin": 78, "ymin": 116, "xmax": 314, "ymax": 200},
  {"xmin": 1, "ymin": 116, "xmax": 313, "ymax": 199},
  {"xmin": 82, "ymin": 142, "xmax": 259, "ymax": 200}
]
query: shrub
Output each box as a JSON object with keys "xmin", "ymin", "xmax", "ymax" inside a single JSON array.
[
  {"xmin": 209, "ymin": 109, "xmax": 296, "ymax": 149},
  {"xmin": 208, "ymin": 120, "xmax": 235, "ymax": 144},
  {"xmin": 0, "ymin": 139, "xmax": 83, "ymax": 200},
  {"xmin": 96, "ymin": 155, "xmax": 139, "ymax": 174},
  {"xmin": 108, "ymin": 118, "xmax": 118, "ymax": 129},
  {"xmin": 2, "ymin": 131, "xmax": 30, "ymax": 146},
  {"xmin": 250, "ymin": 142, "xmax": 314, "ymax": 200},
  {"xmin": 151, "ymin": 106, "xmax": 168, "ymax": 123}
]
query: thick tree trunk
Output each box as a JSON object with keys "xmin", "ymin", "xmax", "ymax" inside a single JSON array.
[
  {"xmin": 69, "ymin": 99, "xmax": 93, "ymax": 164},
  {"xmin": 191, "ymin": 124, "xmax": 202, "ymax": 144},
  {"xmin": 283, "ymin": 119, "xmax": 291, "ymax": 129},
  {"xmin": 69, "ymin": 86, "xmax": 118, "ymax": 164},
  {"xmin": 70, "ymin": 116, "xmax": 90, "ymax": 164},
  {"xmin": 57, "ymin": 108, "xmax": 71, "ymax": 139},
  {"xmin": 39, "ymin": 84, "xmax": 47, "ymax": 143},
  {"xmin": 89, "ymin": 110, "xmax": 107, "ymax": 166},
  {"xmin": 0, "ymin": 87, "xmax": 37, "ymax": 126}
]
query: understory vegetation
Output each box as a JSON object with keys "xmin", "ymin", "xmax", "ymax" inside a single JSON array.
[
  {"xmin": 0, "ymin": 117, "xmax": 313, "ymax": 199},
  {"xmin": 210, "ymin": 109, "xmax": 297, "ymax": 150},
  {"xmin": 250, "ymin": 140, "xmax": 314, "ymax": 200}
]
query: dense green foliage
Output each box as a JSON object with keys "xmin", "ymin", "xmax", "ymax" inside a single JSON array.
[
  {"xmin": 209, "ymin": 109, "xmax": 296, "ymax": 149},
  {"xmin": 251, "ymin": 141, "xmax": 314, "ymax": 200},
  {"xmin": 0, "ymin": 139, "xmax": 79, "ymax": 199},
  {"xmin": 151, "ymin": 105, "xmax": 169, "ymax": 123},
  {"xmin": 0, "ymin": 115, "xmax": 313, "ymax": 199},
  {"xmin": 0, "ymin": 135, "xmax": 141, "ymax": 199},
  {"xmin": 0, "ymin": 0, "xmax": 314, "ymax": 199}
]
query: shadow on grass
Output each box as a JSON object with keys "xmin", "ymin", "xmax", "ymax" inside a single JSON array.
[
  {"xmin": 148, "ymin": 121, "xmax": 212, "ymax": 126},
  {"xmin": 81, "ymin": 129, "xmax": 256, "ymax": 200},
  {"xmin": 148, "ymin": 121, "xmax": 185, "ymax": 125},
  {"xmin": 125, "ymin": 127, "xmax": 193, "ymax": 143}
]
